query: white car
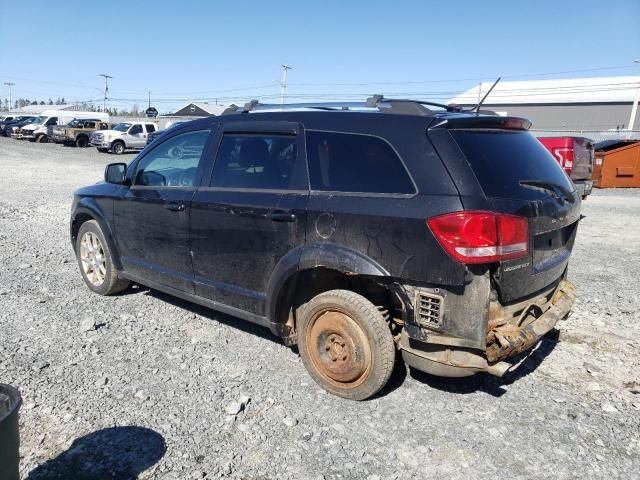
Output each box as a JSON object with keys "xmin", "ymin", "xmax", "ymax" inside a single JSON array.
[{"xmin": 90, "ymin": 122, "xmax": 158, "ymax": 154}]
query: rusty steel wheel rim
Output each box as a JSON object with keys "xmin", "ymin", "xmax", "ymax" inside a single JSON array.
[{"xmin": 306, "ymin": 309, "xmax": 372, "ymax": 388}]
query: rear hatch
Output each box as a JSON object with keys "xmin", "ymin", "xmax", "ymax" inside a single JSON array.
[{"xmin": 431, "ymin": 118, "xmax": 581, "ymax": 303}]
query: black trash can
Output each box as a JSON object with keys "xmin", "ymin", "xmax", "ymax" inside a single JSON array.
[{"xmin": 0, "ymin": 384, "xmax": 21, "ymax": 480}]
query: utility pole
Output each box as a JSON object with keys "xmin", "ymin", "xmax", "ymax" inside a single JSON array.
[
  {"xmin": 280, "ymin": 64, "xmax": 292, "ymax": 105},
  {"xmin": 99, "ymin": 74, "xmax": 112, "ymax": 112},
  {"xmin": 628, "ymin": 59, "xmax": 640, "ymax": 130},
  {"xmin": 4, "ymin": 82, "xmax": 15, "ymax": 111},
  {"xmin": 148, "ymin": 91, "xmax": 151, "ymax": 109}
]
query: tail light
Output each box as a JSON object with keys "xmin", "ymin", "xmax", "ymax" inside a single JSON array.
[
  {"xmin": 427, "ymin": 211, "xmax": 529, "ymax": 264},
  {"xmin": 551, "ymin": 147, "xmax": 574, "ymax": 175}
]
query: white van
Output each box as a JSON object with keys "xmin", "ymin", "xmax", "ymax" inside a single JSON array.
[{"xmin": 17, "ymin": 111, "xmax": 110, "ymax": 143}]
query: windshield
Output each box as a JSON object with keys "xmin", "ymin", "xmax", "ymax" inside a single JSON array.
[
  {"xmin": 32, "ymin": 116, "xmax": 48, "ymax": 125},
  {"xmin": 450, "ymin": 130, "xmax": 575, "ymax": 198},
  {"xmin": 112, "ymin": 123, "xmax": 132, "ymax": 132}
]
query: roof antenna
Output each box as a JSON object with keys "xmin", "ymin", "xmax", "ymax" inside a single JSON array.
[{"xmin": 471, "ymin": 77, "xmax": 501, "ymax": 115}]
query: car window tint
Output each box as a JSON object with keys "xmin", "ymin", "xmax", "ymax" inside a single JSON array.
[
  {"xmin": 450, "ymin": 130, "xmax": 574, "ymax": 198},
  {"xmin": 306, "ymin": 131, "xmax": 415, "ymax": 194},
  {"xmin": 145, "ymin": 124, "xmax": 156, "ymax": 133},
  {"xmin": 134, "ymin": 130, "xmax": 210, "ymax": 187},
  {"xmin": 130, "ymin": 124, "xmax": 143, "ymax": 134},
  {"xmin": 211, "ymin": 134, "xmax": 301, "ymax": 190}
]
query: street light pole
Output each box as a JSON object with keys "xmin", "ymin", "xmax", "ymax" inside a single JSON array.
[
  {"xmin": 4, "ymin": 82, "xmax": 15, "ymax": 111},
  {"xmin": 628, "ymin": 60, "xmax": 640, "ymax": 130},
  {"xmin": 99, "ymin": 74, "xmax": 112, "ymax": 112},
  {"xmin": 280, "ymin": 64, "xmax": 292, "ymax": 105}
]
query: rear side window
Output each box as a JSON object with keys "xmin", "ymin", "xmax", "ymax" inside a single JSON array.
[
  {"xmin": 211, "ymin": 134, "xmax": 303, "ymax": 190},
  {"xmin": 145, "ymin": 124, "xmax": 156, "ymax": 133},
  {"xmin": 450, "ymin": 130, "xmax": 574, "ymax": 197},
  {"xmin": 306, "ymin": 131, "xmax": 415, "ymax": 194}
]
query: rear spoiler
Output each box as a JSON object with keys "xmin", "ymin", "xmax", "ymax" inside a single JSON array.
[{"xmin": 430, "ymin": 116, "xmax": 532, "ymax": 131}]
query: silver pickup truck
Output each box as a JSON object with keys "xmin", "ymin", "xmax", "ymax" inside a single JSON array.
[{"xmin": 90, "ymin": 121, "xmax": 157, "ymax": 154}]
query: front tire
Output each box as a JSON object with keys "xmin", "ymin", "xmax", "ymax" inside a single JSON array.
[
  {"xmin": 111, "ymin": 141, "xmax": 125, "ymax": 155},
  {"xmin": 297, "ymin": 289, "xmax": 395, "ymax": 400},
  {"xmin": 76, "ymin": 220, "xmax": 129, "ymax": 295},
  {"xmin": 37, "ymin": 134, "xmax": 48, "ymax": 143}
]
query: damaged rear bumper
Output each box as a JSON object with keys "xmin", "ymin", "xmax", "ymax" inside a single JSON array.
[{"xmin": 400, "ymin": 279, "xmax": 576, "ymax": 377}]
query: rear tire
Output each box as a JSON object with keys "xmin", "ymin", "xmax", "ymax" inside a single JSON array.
[
  {"xmin": 97, "ymin": 148, "xmax": 108, "ymax": 153},
  {"xmin": 75, "ymin": 136, "xmax": 89, "ymax": 148},
  {"xmin": 111, "ymin": 141, "xmax": 125, "ymax": 155},
  {"xmin": 76, "ymin": 220, "xmax": 129, "ymax": 296},
  {"xmin": 297, "ymin": 289, "xmax": 395, "ymax": 400}
]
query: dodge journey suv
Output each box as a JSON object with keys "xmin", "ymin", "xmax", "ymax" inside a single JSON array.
[{"xmin": 70, "ymin": 97, "xmax": 579, "ymax": 400}]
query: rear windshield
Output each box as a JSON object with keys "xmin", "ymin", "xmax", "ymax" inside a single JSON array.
[{"xmin": 451, "ymin": 130, "xmax": 574, "ymax": 197}]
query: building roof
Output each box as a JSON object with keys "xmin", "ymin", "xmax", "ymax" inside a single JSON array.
[
  {"xmin": 13, "ymin": 104, "xmax": 86, "ymax": 114},
  {"xmin": 173, "ymin": 102, "xmax": 230, "ymax": 116},
  {"xmin": 448, "ymin": 76, "xmax": 640, "ymax": 106}
]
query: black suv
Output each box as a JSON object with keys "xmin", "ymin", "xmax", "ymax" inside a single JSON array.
[{"xmin": 70, "ymin": 97, "xmax": 580, "ymax": 400}]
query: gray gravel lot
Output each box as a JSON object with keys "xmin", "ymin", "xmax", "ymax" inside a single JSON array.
[{"xmin": 0, "ymin": 136, "xmax": 639, "ymax": 479}]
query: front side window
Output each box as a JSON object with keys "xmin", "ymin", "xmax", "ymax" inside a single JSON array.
[
  {"xmin": 112, "ymin": 123, "xmax": 131, "ymax": 132},
  {"xmin": 211, "ymin": 134, "xmax": 301, "ymax": 190},
  {"xmin": 45, "ymin": 117, "xmax": 58, "ymax": 126},
  {"xmin": 306, "ymin": 131, "xmax": 415, "ymax": 194},
  {"xmin": 133, "ymin": 130, "xmax": 210, "ymax": 187},
  {"xmin": 129, "ymin": 124, "xmax": 143, "ymax": 135}
]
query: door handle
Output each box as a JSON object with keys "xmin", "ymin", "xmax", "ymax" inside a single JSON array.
[
  {"xmin": 165, "ymin": 202, "xmax": 186, "ymax": 212},
  {"xmin": 267, "ymin": 211, "xmax": 297, "ymax": 222}
]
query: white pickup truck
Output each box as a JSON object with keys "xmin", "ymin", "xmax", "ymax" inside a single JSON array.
[{"xmin": 90, "ymin": 121, "xmax": 157, "ymax": 154}]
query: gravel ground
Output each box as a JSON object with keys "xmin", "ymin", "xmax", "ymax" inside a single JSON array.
[{"xmin": 0, "ymin": 136, "xmax": 639, "ymax": 479}]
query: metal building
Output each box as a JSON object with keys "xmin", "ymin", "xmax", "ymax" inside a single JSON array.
[{"xmin": 448, "ymin": 76, "xmax": 640, "ymax": 133}]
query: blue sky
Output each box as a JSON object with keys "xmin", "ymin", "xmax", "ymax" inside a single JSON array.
[{"xmin": 1, "ymin": 0, "xmax": 639, "ymax": 113}]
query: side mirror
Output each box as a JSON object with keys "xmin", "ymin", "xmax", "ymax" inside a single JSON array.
[{"xmin": 104, "ymin": 163, "xmax": 128, "ymax": 184}]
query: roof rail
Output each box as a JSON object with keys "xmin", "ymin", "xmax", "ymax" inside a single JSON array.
[
  {"xmin": 220, "ymin": 95, "xmax": 464, "ymax": 116},
  {"xmin": 366, "ymin": 94, "xmax": 464, "ymax": 114}
]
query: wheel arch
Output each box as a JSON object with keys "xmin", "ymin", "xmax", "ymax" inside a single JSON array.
[
  {"xmin": 70, "ymin": 200, "xmax": 122, "ymax": 270},
  {"xmin": 75, "ymin": 133, "xmax": 89, "ymax": 145},
  {"xmin": 266, "ymin": 243, "xmax": 408, "ymax": 343}
]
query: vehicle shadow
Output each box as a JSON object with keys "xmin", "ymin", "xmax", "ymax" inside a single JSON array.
[
  {"xmin": 114, "ymin": 283, "xmax": 151, "ymax": 297},
  {"xmin": 147, "ymin": 290, "xmax": 283, "ymax": 345},
  {"xmin": 408, "ymin": 329, "xmax": 560, "ymax": 397},
  {"xmin": 372, "ymin": 351, "xmax": 408, "ymax": 399},
  {"xmin": 26, "ymin": 426, "xmax": 166, "ymax": 480}
]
